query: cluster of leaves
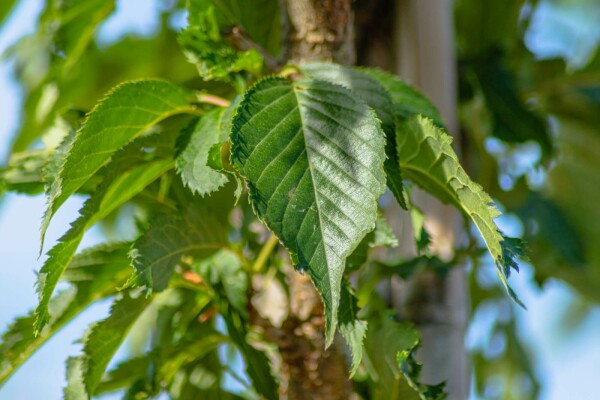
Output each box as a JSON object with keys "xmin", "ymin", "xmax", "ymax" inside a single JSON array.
[{"xmin": 0, "ymin": 0, "xmax": 532, "ymax": 399}]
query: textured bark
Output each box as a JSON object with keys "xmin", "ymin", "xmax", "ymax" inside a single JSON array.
[
  {"xmin": 251, "ymin": 271, "xmax": 352, "ymax": 400},
  {"xmin": 285, "ymin": 0, "xmax": 355, "ymax": 65},
  {"xmin": 247, "ymin": 2, "xmax": 357, "ymax": 399}
]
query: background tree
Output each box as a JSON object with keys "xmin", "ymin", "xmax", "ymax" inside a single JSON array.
[{"xmin": 0, "ymin": 0, "xmax": 598, "ymax": 399}]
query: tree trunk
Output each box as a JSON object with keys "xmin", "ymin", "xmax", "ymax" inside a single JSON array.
[
  {"xmin": 392, "ymin": 1, "xmax": 470, "ymax": 399},
  {"xmin": 251, "ymin": 2, "xmax": 357, "ymax": 399}
]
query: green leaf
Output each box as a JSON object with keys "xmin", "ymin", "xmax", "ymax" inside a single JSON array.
[
  {"xmin": 94, "ymin": 353, "xmax": 154, "ymax": 396},
  {"xmin": 128, "ymin": 206, "xmax": 227, "ymax": 291},
  {"xmin": 347, "ymin": 216, "xmax": 398, "ymax": 270},
  {"xmin": 0, "ymin": 150, "xmax": 50, "ymax": 195},
  {"xmin": 43, "ymin": 0, "xmax": 116, "ymax": 72},
  {"xmin": 193, "ymin": 0, "xmax": 282, "ymax": 56},
  {"xmin": 41, "ymin": 79, "xmax": 197, "ymax": 246},
  {"xmin": 299, "ymin": 62, "xmax": 407, "ymax": 210},
  {"xmin": 361, "ymin": 68, "xmax": 443, "ymax": 126},
  {"xmin": 67, "ymin": 291, "xmax": 152, "ymax": 396},
  {"xmin": 205, "ymin": 97, "xmax": 245, "ymax": 200},
  {"xmin": 34, "ymin": 156, "xmax": 172, "ymax": 333},
  {"xmin": 64, "ymin": 357, "xmax": 86, "ymax": 400},
  {"xmin": 43, "ymin": 129, "xmax": 78, "ymax": 195},
  {"xmin": 219, "ymin": 301, "xmax": 279, "ymax": 400},
  {"xmin": 193, "ymin": 250, "xmax": 248, "ymax": 315},
  {"xmin": 231, "ymin": 77, "xmax": 386, "ymax": 343},
  {"xmin": 95, "ymin": 290, "xmax": 229, "ymax": 397},
  {"xmin": 471, "ymin": 55, "xmax": 551, "ymax": 153},
  {"xmin": 179, "ymin": 3, "xmax": 263, "ymax": 81},
  {"xmin": 409, "ymin": 202, "xmax": 432, "ymax": 254},
  {"xmin": 396, "ymin": 115, "xmax": 524, "ymax": 305},
  {"xmin": 363, "ymin": 313, "xmax": 422, "ymax": 400},
  {"xmin": 338, "ymin": 285, "xmax": 367, "ymax": 377},
  {"xmin": 0, "ymin": 0, "xmax": 17, "ymax": 26},
  {"xmin": 176, "ymin": 107, "xmax": 229, "ymax": 196},
  {"xmin": 398, "ymin": 343, "xmax": 447, "ymax": 400},
  {"xmin": 0, "ymin": 243, "xmax": 131, "ymax": 385},
  {"xmin": 300, "ymin": 63, "xmax": 395, "ymax": 130},
  {"xmin": 371, "ymin": 216, "xmax": 399, "ymax": 248}
]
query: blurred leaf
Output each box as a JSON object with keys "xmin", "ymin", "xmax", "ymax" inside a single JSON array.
[
  {"xmin": 94, "ymin": 353, "xmax": 154, "ymax": 396},
  {"xmin": 65, "ymin": 290, "xmax": 152, "ymax": 396},
  {"xmin": 347, "ymin": 216, "xmax": 399, "ymax": 270},
  {"xmin": 454, "ymin": 0, "xmax": 526, "ymax": 57},
  {"xmin": 42, "ymin": 0, "xmax": 116, "ymax": 72},
  {"xmin": 128, "ymin": 206, "xmax": 227, "ymax": 291},
  {"xmin": 542, "ymin": 118, "xmax": 600, "ymax": 301},
  {"xmin": 409, "ymin": 203, "xmax": 431, "ymax": 254},
  {"xmin": 193, "ymin": 250, "xmax": 247, "ymax": 315},
  {"xmin": 95, "ymin": 288, "xmax": 229, "ymax": 397},
  {"xmin": 517, "ymin": 194, "xmax": 585, "ymax": 267},
  {"xmin": 391, "ymin": 255, "xmax": 454, "ymax": 280},
  {"xmin": 471, "ymin": 54, "xmax": 551, "ymax": 153},
  {"xmin": 218, "ymin": 301, "xmax": 279, "ymax": 400},
  {"xmin": 398, "ymin": 343, "xmax": 447, "ymax": 400},
  {"xmin": 10, "ymin": 25, "xmax": 198, "ymax": 152},
  {"xmin": 64, "ymin": 356, "xmax": 86, "ymax": 400},
  {"xmin": 363, "ymin": 313, "xmax": 421, "ymax": 400},
  {"xmin": 0, "ymin": 0, "xmax": 17, "ymax": 27},
  {"xmin": 0, "ymin": 242, "xmax": 131, "ymax": 385},
  {"xmin": 0, "ymin": 150, "xmax": 49, "ymax": 195}
]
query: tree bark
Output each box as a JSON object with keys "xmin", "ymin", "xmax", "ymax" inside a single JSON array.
[
  {"xmin": 250, "ymin": 2, "xmax": 357, "ymax": 399},
  {"xmin": 285, "ymin": 0, "xmax": 355, "ymax": 65},
  {"xmin": 392, "ymin": 1, "xmax": 470, "ymax": 399}
]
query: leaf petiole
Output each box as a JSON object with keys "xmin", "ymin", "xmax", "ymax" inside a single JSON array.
[{"xmin": 197, "ymin": 93, "xmax": 232, "ymax": 107}]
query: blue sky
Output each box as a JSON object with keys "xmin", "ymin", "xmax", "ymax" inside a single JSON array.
[{"xmin": 0, "ymin": 1, "xmax": 599, "ymax": 399}]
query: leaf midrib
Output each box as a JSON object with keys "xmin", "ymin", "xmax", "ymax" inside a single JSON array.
[{"xmin": 292, "ymin": 83, "xmax": 335, "ymax": 338}]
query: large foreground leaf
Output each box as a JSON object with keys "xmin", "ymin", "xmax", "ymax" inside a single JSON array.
[
  {"xmin": 361, "ymin": 68, "xmax": 443, "ymax": 126},
  {"xmin": 41, "ymin": 79, "xmax": 197, "ymax": 245},
  {"xmin": 396, "ymin": 116, "xmax": 523, "ymax": 304},
  {"xmin": 299, "ymin": 62, "xmax": 407, "ymax": 209},
  {"xmin": 231, "ymin": 77, "xmax": 386, "ymax": 342}
]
